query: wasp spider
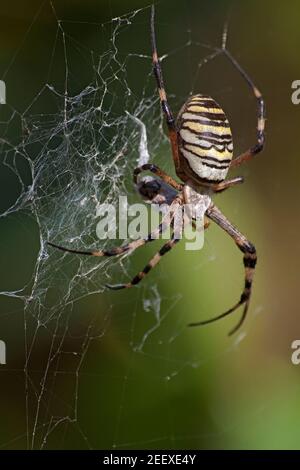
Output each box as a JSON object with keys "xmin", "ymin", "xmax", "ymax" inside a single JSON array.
[{"xmin": 48, "ymin": 5, "xmax": 265, "ymax": 335}]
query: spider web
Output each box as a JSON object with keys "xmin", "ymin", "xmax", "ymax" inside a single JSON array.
[{"xmin": 0, "ymin": 1, "xmax": 259, "ymax": 450}]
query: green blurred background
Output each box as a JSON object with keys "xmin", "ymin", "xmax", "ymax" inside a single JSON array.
[{"xmin": 0, "ymin": 0, "xmax": 300, "ymax": 450}]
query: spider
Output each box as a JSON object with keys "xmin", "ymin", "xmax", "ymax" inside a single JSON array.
[{"xmin": 48, "ymin": 5, "xmax": 265, "ymax": 335}]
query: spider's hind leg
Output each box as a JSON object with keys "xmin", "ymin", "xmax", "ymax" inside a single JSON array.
[
  {"xmin": 150, "ymin": 5, "xmax": 185, "ymax": 180},
  {"xmin": 222, "ymin": 49, "xmax": 266, "ymax": 169},
  {"xmin": 212, "ymin": 176, "xmax": 244, "ymax": 193}
]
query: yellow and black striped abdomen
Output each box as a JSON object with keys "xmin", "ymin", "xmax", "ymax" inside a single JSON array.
[{"xmin": 177, "ymin": 94, "xmax": 233, "ymax": 182}]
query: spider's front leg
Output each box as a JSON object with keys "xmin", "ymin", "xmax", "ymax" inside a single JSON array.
[
  {"xmin": 106, "ymin": 198, "xmax": 184, "ymax": 290},
  {"xmin": 189, "ymin": 203, "xmax": 257, "ymax": 336},
  {"xmin": 106, "ymin": 231, "xmax": 181, "ymax": 290},
  {"xmin": 47, "ymin": 195, "xmax": 182, "ymax": 258},
  {"xmin": 134, "ymin": 163, "xmax": 182, "ymax": 192}
]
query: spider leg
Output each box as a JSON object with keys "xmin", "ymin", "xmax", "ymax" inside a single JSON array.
[
  {"xmin": 47, "ymin": 236, "xmax": 155, "ymax": 257},
  {"xmin": 222, "ymin": 49, "xmax": 265, "ymax": 169},
  {"xmin": 189, "ymin": 203, "xmax": 257, "ymax": 336},
  {"xmin": 47, "ymin": 195, "xmax": 182, "ymax": 258},
  {"xmin": 107, "ymin": 197, "xmax": 184, "ymax": 290},
  {"xmin": 107, "ymin": 205, "xmax": 211, "ymax": 291},
  {"xmin": 212, "ymin": 176, "xmax": 244, "ymax": 193},
  {"xmin": 150, "ymin": 5, "xmax": 185, "ymax": 180},
  {"xmin": 192, "ymin": 218, "xmax": 210, "ymax": 231},
  {"xmin": 106, "ymin": 231, "xmax": 181, "ymax": 290},
  {"xmin": 134, "ymin": 163, "xmax": 182, "ymax": 191}
]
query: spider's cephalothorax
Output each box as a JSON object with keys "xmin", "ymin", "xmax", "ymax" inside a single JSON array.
[
  {"xmin": 48, "ymin": 5, "xmax": 266, "ymax": 336},
  {"xmin": 177, "ymin": 94, "xmax": 233, "ymax": 183}
]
